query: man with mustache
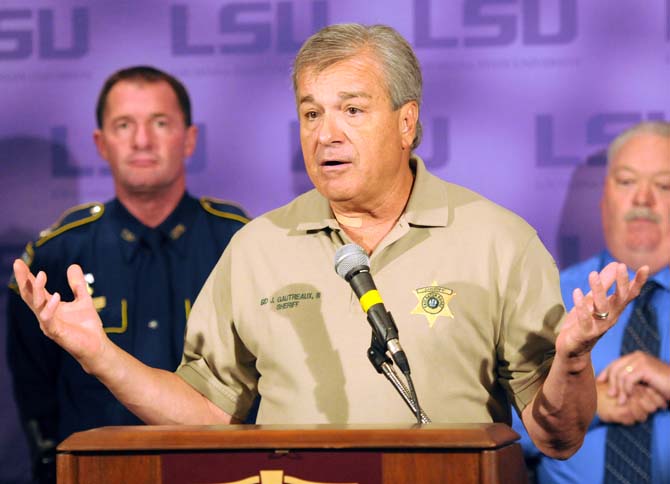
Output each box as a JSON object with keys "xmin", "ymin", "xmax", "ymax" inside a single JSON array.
[
  {"xmin": 12, "ymin": 24, "xmax": 649, "ymax": 465},
  {"xmin": 517, "ymin": 121, "xmax": 670, "ymax": 483},
  {"xmin": 7, "ymin": 65, "xmax": 249, "ymax": 484}
]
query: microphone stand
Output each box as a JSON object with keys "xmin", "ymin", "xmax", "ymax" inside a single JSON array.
[{"xmin": 367, "ymin": 335, "xmax": 431, "ymax": 424}]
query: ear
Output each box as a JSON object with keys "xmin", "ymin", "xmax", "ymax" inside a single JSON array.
[
  {"xmin": 398, "ymin": 100, "xmax": 419, "ymax": 150},
  {"xmin": 184, "ymin": 124, "xmax": 198, "ymax": 158},
  {"xmin": 93, "ymin": 129, "xmax": 108, "ymax": 160}
]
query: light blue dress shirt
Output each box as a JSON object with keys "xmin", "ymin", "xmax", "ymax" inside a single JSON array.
[{"xmin": 513, "ymin": 251, "xmax": 670, "ymax": 484}]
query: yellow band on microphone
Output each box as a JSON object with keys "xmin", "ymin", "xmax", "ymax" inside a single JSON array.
[{"xmin": 360, "ymin": 289, "xmax": 383, "ymax": 312}]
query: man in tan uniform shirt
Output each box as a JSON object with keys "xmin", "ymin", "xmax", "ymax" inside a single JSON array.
[
  {"xmin": 177, "ymin": 155, "xmax": 558, "ymax": 426},
  {"xmin": 12, "ymin": 24, "xmax": 648, "ymax": 460}
]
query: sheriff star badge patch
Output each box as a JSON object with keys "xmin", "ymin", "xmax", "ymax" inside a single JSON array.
[{"xmin": 411, "ymin": 281, "xmax": 455, "ymax": 327}]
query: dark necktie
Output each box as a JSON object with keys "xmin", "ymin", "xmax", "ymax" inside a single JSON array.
[
  {"xmin": 134, "ymin": 229, "xmax": 177, "ymax": 369},
  {"xmin": 604, "ymin": 281, "xmax": 660, "ymax": 484}
]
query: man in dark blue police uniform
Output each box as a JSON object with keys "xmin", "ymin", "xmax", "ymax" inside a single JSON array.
[{"xmin": 6, "ymin": 66, "xmax": 249, "ymax": 484}]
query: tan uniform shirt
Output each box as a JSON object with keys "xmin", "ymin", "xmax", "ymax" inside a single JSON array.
[{"xmin": 177, "ymin": 157, "xmax": 562, "ymax": 424}]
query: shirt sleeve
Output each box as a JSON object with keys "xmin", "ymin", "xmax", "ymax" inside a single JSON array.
[
  {"xmin": 497, "ymin": 234, "xmax": 564, "ymax": 413},
  {"xmin": 176, "ymin": 242, "xmax": 259, "ymax": 420}
]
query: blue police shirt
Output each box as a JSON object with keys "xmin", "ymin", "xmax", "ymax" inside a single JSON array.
[
  {"xmin": 512, "ymin": 251, "xmax": 670, "ymax": 484},
  {"xmin": 7, "ymin": 192, "xmax": 249, "ymax": 441}
]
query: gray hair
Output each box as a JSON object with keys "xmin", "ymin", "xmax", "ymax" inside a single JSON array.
[
  {"xmin": 607, "ymin": 121, "xmax": 670, "ymax": 167},
  {"xmin": 292, "ymin": 23, "xmax": 423, "ymax": 150}
]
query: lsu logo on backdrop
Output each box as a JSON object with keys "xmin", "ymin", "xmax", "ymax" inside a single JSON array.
[
  {"xmin": 171, "ymin": 1, "xmax": 328, "ymax": 55},
  {"xmin": 0, "ymin": 7, "xmax": 88, "ymax": 60},
  {"xmin": 50, "ymin": 124, "xmax": 207, "ymax": 178},
  {"xmin": 414, "ymin": 0, "xmax": 577, "ymax": 48},
  {"xmin": 535, "ymin": 112, "xmax": 669, "ymax": 167}
]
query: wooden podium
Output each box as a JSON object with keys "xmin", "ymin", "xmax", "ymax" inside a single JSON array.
[{"xmin": 57, "ymin": 423, "xmax": 528, "ymax": 484}]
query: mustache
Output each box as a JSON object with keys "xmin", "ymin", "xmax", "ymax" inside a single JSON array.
[{"xmin": 624, "ymin": 207, "xmax": 661, "ymax": 223}]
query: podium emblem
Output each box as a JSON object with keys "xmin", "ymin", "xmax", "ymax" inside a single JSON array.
[{"xmin": 212, "ymin": 469, "xmax": 357, "ymax": 484}]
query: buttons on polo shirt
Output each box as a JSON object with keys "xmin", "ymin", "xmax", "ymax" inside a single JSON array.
[{"xmin": 148, "ymin": 320, "xmax": 159, "ymax": 330}]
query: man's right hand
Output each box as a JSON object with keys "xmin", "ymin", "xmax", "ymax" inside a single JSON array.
[
  {"xmin": 14, "ymin": 258, "xmax": 236, "ymax": 426},
  {"xmin": 13, "ymin": 259, "xmax": 110, "ymax": 375}
]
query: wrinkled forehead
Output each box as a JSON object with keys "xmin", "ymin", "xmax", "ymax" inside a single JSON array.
[{"xmin": 295, "ymin": 55, "xmax": 389, "ymax": 105}]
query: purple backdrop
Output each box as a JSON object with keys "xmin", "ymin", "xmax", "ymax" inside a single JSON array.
[{"xmin": 1, "ymin": 1, "xmax": 668, "ymax": 481}]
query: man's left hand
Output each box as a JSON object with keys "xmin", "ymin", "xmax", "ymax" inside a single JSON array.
[{"xmin": 556, "ymin": 262, "xmax": 649, "ymax": 372}]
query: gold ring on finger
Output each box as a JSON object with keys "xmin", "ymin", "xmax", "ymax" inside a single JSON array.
[{"xmin": 592, "ymin": 310, "xmax": 609, "ymax": 320}]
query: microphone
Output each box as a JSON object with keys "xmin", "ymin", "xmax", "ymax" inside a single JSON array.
[{"xmin": 334, "ymin": 244, "xmax": 410, "ymax": 374}]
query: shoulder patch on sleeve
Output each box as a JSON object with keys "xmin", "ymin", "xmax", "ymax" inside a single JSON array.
[
  {"xmin": 35, "ymin": 202, "xmax": 105, "ymax": 248},
  {"xmin": 199, "ymin": 196, "xmax": 250, "ymax": 224}
]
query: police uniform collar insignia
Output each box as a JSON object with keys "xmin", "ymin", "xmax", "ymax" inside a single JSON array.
[
  {"xmin": 120, "ymin": 228, "xmax": 137, "ymax": 242},
  {"xmin": 411, "ymin": 281, "xmax": 455, "ymax": 327},
  {"xmin": 169, "ymin": 223, "xmax": 186, "ymax": 240},
  {"xmin": 157, "ymin": 196, "xmax": 196, "ymax": 251}
]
